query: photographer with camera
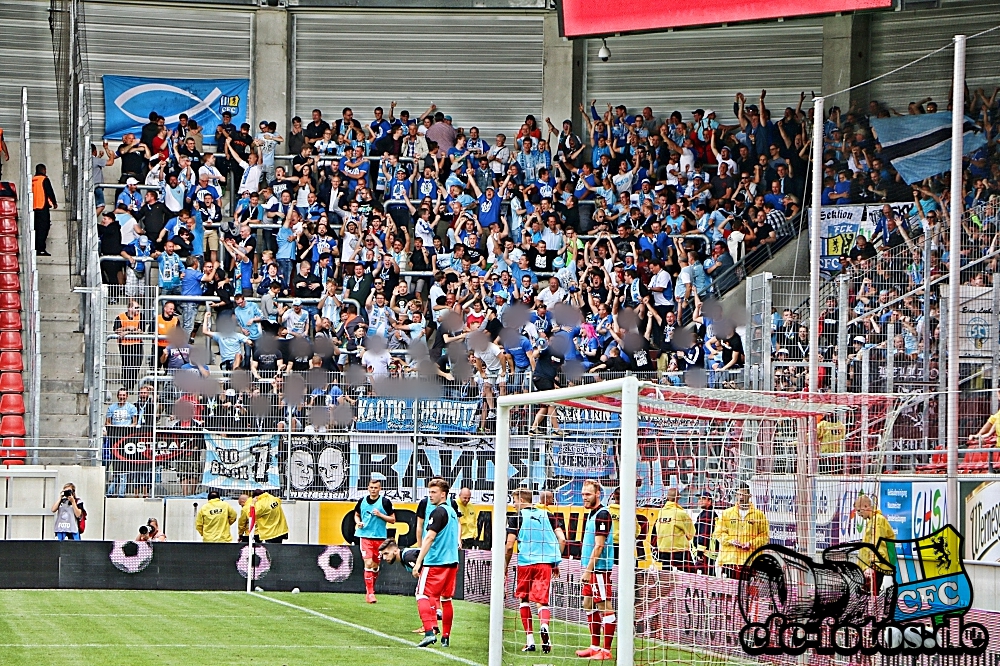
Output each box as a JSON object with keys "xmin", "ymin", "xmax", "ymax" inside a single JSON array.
[
  {"xmin": 51, "ymin": 483, "xmax": 86, "ymax": 541},
  {"xmin": 136, "ymin": 517, "xmax": 167, "ymax": 542}
]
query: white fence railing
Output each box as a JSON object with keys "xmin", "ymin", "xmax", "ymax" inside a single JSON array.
[{"xmin": 18, "ymin": 87, "xmax": 41, "ymax": 459}]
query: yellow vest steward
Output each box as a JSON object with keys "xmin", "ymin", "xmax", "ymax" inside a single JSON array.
[
  {"xmin": 456, "ymin": 500, "xmax": 480, "ymax": 541},
  {"xmin": 196, "ymin": 498, "xmax": 237, "ymax": 542},
  {"xmin": 859, "ymin": 510, "xmax": 896, "ymax": 573},
  {"xmin": 712, "ymin": 503, "xmax": 770, "ymax": 566},
  {"xmin": 654, "ymin": 501, "xmax": 694, "ymax": 553},
  {"xmin": 253, "ymin": 492, "xmax": 289, "ymax": 540},
  {"xmin": 238, "ymin": 500, "xmax": 253, "ymax": 537}
]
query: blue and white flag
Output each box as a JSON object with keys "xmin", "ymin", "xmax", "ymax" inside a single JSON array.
[
  {"xmin": 202, "ymin": 433, "xmax": 280, "ymax": 491},
  {"xmin": 871, "ymin": 112, "xmax": 986, "ymax": 184},
  {"xmin": 102, "ymin": 75, "xmax": 250, "ymax": 142}
]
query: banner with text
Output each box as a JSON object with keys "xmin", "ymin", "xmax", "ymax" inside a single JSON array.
[
  {"xmin": 102, "ymin": 75, "xmax": 249, "ymax": 141},
  {"xmin": 939, "ymin": 284, "xmax": 996, "ymax": 358},
  {"xmin": 812, "ymin": 202, "xmax": 913, "ymax": 273},
  {"xmin": 202, "ymin": 434, "xmax": 280, "ymax": 492},
  {"xmin": 354, "ymin": 398, "xmax": 479, "ymax": 434}
]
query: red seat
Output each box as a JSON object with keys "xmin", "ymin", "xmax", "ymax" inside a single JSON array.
[
  {"xmin": 0, "ymin": 292, "xmax": 20, "ymax": 311},
  {"xmin": 0, "ymin": 312, "xmax": 20, "ymax": 331},
  {"xmin": 0, "ymin": 373, "xmax": 23, "ymax": 393},
  {"xmin": 0, "ymin": 274, "xmax": 20, "ymax": 292},
  {"xmin": 0, "ymin": 255, "xmax": 19, "ymax": 273},
  {"xmin": 0, "ymin": 218, "xmax": 17, "ymax": 236},
  {"xmin": 0, "ymin": 394, "xmax": 23, "ymax": 415},
  {"xmin": 0, "ymin": 416, "xmax": 25, "ymax": 437},
  {"xmin": 1, "ymin": 436, "xmax": 27, "ymax": 461},
  {"xmin": 0, "ymin": 199, "xmax": 15, "ymax": 217},
  {"xmin": 0, "ymin": 332, "xmax": 21, "ymax": 352},
  {"xmin": 0, "ymin": 352, "xmax": 22, "ymax": 372},
  {"xmin": 0, "ymin": 236, "xmax": 18, "ymax": 254}
]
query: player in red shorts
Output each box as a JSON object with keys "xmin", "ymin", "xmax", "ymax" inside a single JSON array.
[
  {"xmin": 504, "ymin": 489, "xmax": 566, "ymax": 653},
  {"xmin": 354, "ymin": 478, "xmax": 395, "ymax": 603},
  {"xmin": 412, "ymin": 478, "xmax": 460, "ymax": 648},
  {"xmin": 577, "ymin": 480, "xmax": 616, "ymax": 660}
]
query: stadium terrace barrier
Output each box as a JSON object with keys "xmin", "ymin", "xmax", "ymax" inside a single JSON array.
[{"xmin": 0, "ymin": 540, "xmax": 462, "ymax": 597}]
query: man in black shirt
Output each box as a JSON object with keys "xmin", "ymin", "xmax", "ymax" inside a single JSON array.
[
  {"xmin": 140, "ymin": 112, "xmax": 160, "ymax": 152},
  {"xmin": 117, "ymin": 135, "xmax": 150, "ymax": 183},
  {"xmin": 526, "ymin": 240, "xmax": 557, "ymax": 272},
  {"xmin": 215, "ymin": 112, "xmax": 238, "ymax": 183},
  {"xmin": 304, "ymin": 109, "xmax": 331, "ymax": 146},
  {"xmin": 134, "ymin": 190, "xmax": 171, "ymax": 250},
  {"xmin": 849, "ymin": 234, "xmax": 877, "ymax": 262}
]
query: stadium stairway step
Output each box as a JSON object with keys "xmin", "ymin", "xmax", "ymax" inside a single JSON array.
[{"xmin": 34, "ymin": 210, "xmax": 90, "ymax": 446}]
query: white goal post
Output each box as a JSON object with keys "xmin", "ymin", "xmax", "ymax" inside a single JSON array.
[{"xmin": 490, "ymin": 376, "xmax": 642, "ymax": 666}]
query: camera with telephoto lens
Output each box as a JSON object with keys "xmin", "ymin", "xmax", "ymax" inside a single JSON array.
[
  {"xmin": 63, "ymin": 489, "xmax": 73, "ymax": 497},
  {"xmin": 138, "ymin": 525, "xmax": 152, "ymax": 536}
]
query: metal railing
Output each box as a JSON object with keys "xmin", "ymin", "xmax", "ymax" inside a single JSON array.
[{"xmin": 18, "ymin": 88, "xmax": 41, "ymax": 460}]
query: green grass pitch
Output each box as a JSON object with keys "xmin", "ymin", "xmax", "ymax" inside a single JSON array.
[{"xmin": 0, "ymin": 589, "xmax": 724, "ymax": 666}]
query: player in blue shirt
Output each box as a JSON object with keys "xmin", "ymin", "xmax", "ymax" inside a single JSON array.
[
  {"xmin": 504, "ymin": 489, "xmax": 566, "ymax": 654},
  {"xmin": 379, "ymin": 537, "xmax": 420, "ymax": 573},
  {"xmin": 354, "ymin": 478, "xmax": 396, "ymax": 604},
  {"xmin": 576, "ymin": 480, "xmax": 616, "ymax": 661},
  {"xmin": 412, "ymin": 478, "xmax": 459, "ymax": 648}
]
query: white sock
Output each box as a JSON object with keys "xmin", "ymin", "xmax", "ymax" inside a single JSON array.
[
  {"xmin": 540, "ymin": 623, "xmax": 549, "ymax": 632},
  {"xmin": 525, "ymin": 632, "xmax": 535, "ymax": 645}
]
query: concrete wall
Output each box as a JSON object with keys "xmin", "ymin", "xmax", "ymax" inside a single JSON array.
[
  {"xmin": 253, "ymin": 9, "xmax": 290, "ymax": 136},
  {"xmin": 0, "ymin": 465, "xmax": 104, "ymax": 539}
]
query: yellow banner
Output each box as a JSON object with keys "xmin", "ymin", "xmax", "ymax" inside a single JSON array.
[{"xmin": 317, "ymin": 501, "xmax": 665, "ymax": 567}]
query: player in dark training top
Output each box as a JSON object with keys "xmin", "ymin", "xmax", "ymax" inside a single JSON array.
[
  {"xmin": 378, "ymin": 537, "xmax": 419, "ymax": 572},
  {"xmin": 576, "ymin": 480, "xmax": 616, "ymax": 661},
  {"xmin": 504, "ymin": 489, "xmax": 566, "ymax": 653},
  {"xmin": 411, "ymin": 478, "xmax": 460, "ymax": 648},
  {"xmin": 354, "ymin": 478, "xmax": 395, "ymax": 603}
]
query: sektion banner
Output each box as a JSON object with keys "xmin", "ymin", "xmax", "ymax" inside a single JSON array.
[
  {"xmin": 354, "ymin": 397, "xmax": 480, "ymax": 434},
  {"xmin": 202, "ymin": 433, "xmax": 280, "ymax": 491},
  {"xmin": 102, "ymin": 75, "xmax": 249, "ymax": 141},
  {"xmin": 811, "ymin": 202, "xmax": 913, "ymax": 272}
]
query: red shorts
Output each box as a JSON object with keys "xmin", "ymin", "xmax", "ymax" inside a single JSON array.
[
  {"xmin": 582, "ymin": 570, "xmax": 613, "ymax": 604},
  {"xmin": 359, "ymin": 538, "xmax": 382, "ymax": 562},
  {"xmin": 416, "ymin": 565, "xmax": 458, "ymax": 602},
  {"xmin": 515, "ymin": 563, "xmax": 554, "ymax": 605}
]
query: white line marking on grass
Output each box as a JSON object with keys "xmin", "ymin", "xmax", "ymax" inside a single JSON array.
[{"xmin": 250, "ymin": 593, "xmax": 485, "ymax": 666}]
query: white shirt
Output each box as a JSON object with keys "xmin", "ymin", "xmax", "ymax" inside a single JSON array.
[
  {"xmin": 475, "ymin": 343, "xmax": 503, "ymax": 373},
  {"xmin": 649, "ymin": 270, "xmax": 674, "ymax": 307},
  {"xmin": 674, "ymin": 265, "xmax": 694, "ymax": 300},
  {"xmin": 236, "ymin": 159, "xmax": 264, "ymax": 194},
  {"xmin": 199, "ymin": 164, "xmax": 224, "ymax": 187},
  {"xmin": 538, "ymin": 287, "xmax": 567, "ymax": 309},
  {"xmin": 362, "ymin": 349, "xmax": 392, "ymax": 377}
]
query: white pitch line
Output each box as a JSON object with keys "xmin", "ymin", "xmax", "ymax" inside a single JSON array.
[{"xmin": 250, "ymin": 592, "xmax": 485, "ymax": 666}]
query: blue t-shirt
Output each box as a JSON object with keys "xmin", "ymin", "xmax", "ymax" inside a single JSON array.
[
  {"xmin": 478, "ymin": 193, "xmax": 502, "ymax": 227},
  {"xmin": 416, "ymin": 177, "xmax": 438, "ymax": 200},
  {"xmin": 180, "ymin": 268, "xmax": 205, "ymax": 297},
  {"xmin": 277, "ymin": 227, "xmax": 296, "ymax": 260},
  {"xmin": 106, "ymin": 402, "xmax": 137, "ymax": 426},
  {"xmin": 505, "ymin": 336, "xmax": 533, "ymax": 369},
  {"xmin": 209, "ymin": 331, "xmax": 250, "ymax": 363},
  {"xmin": 234, "ymin": 302, "xmax": 263, "ymax": 340}
]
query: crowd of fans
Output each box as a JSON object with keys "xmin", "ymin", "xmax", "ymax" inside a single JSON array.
[
  {"xmin": 769, "ymin": 91, "xmax": 1000, "ymax": 395},
  {"xmin": 97, "ymin": 87, "xmax": 1000, "ymax": 437}
]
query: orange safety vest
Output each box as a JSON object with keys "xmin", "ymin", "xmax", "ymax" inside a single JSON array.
[
  {"xmin": 157, "ymin": 315, "xmax": 178, "ymax": 348},
  {"xmin": 116, "ymin": 312, "xmax": 142, "ymax": 346},
  {"xmin": 32, "ymin": 175, "xmax": 47, "ymax": 210}
]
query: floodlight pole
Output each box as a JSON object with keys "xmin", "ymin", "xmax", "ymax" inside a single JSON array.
[
  {"xmin": 808, "ymin": 96, "xmax": 824, "ymax": 395},
  {"xmin": 946, "ymin": 34, "xmax": 965, "ymax": 531}
]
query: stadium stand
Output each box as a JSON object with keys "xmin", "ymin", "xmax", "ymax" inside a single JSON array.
[
  {"xmin": 0, "ymin": 185, "xmax": 26, "ymax": 463},
  {"xmin": 93, "ymin": 88, "xmax": 998, "ymax": 490}
]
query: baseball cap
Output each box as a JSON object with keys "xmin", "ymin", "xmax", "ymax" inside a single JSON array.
[
  {"xmin": 444, "ymin": 115, "xmax": 453, "ymax": 121},
  {"xmin": 853, "ymin": 336, "xmax": 866, "ymax": 343},
  {"xmin": 692, "ymin": 109, "xmax": 705, "ymax": 116},
  {"xmin": 699, "ymin": 490, "xmax": 713, "ymax": 499},
  {"xmin": 292, "ymin": 298, "xmax": 303, "ymax": 306},
  {"xmin": 704, "ymin": 109, "xmax": 716, "ymax": 116},
  {"xmin": 125, "ymin": 177, "xmax": 139, "ymax": 185},
  {"xmin": 776, "ymin": 348, "xmax": 789, "ymax": 355},
  {"xmin": 495, "ymin": 290, "xmax": 509, "ymax": 301},
  {"xmin": 259, "ymin": 120, "xmax": 268, "ymax": 126}
]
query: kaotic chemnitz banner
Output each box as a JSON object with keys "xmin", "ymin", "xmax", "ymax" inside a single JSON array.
[
  {"xmin": 102, "ymin": 75, "xmax": 249, "ymax": 141},
  {"xmin": 202, "ymin": 434, "xmax": 280, "ymax": 492}
]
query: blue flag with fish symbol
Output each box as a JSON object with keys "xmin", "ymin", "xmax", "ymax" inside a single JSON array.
[{"xmin": 102, "ymin": 76, "xmax": 249, "ymax": 142}]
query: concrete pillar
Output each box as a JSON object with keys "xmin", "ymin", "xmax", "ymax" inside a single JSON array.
[
  {"xmin": 822, "ymin": 13, "xmax": 871, "ymax": 112},
  {"xmin": 252, "ymin": 9, "xmax": 290, "ymax": 136},
  {"xmin": 541, "ymin": 13, "xmax": 585, "ymax": 138}
]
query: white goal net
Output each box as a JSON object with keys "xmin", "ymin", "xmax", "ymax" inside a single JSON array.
[{"xmin": 489, "ymin": 378, "xmax": 903, "ymax": 666}]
